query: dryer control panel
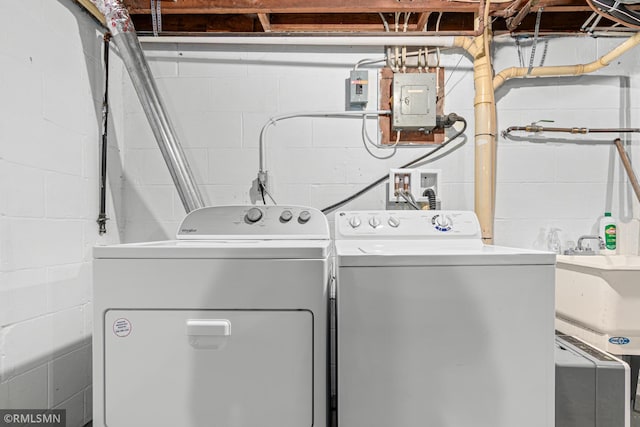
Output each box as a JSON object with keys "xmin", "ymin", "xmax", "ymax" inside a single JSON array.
[
  {"xmin": 177, "ymin": 205, "xmax": 329, "ymax": 240},
  {"xmin": 335, "ymin": 210, "xmax": 481, "ymax": 240}
]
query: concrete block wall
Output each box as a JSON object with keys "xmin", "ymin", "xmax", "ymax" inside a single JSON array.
[
  {"xmin": 120, "ymin": 36, "xmax": 640, "ymax": 251},
  {"xmin": 0, "ymin": 1, "xmax": 124, "ymax": 425}
]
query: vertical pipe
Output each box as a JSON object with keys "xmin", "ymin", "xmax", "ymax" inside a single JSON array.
[
  {"xmin": 90, "ymin": 0, "xmax": 205, "ymax": 213},
  {"xmin": 472, "ymin": 34, "xmax": 497, "ymax": 244}
]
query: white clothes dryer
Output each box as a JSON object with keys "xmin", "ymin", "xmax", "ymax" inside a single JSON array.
[
  {"xmin": 334, "ymin": 210, "xmax": 555, "ymax": 427},
  {"xmin": 93, "ymin": 205, "xmax": 330, "ymax": 427}
]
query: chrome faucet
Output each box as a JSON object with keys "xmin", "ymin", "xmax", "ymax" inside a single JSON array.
[{"xmin": 577, "ymin": 235, "xmax": 605, "ymax": 251}]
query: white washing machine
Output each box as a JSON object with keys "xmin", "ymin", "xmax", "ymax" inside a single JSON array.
[
  {"xmin": 334, "ymin": 210, "xmax": 556, "ymax": 427},
  {"xmin": 93, "ymin": 205, "xmax": 330, "ymax": 427}
]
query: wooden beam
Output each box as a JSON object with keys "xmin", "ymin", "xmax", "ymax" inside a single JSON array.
[
  {"xmin": 415, "ymin": 12, "xmax": 431, "ymax": 30},
  {"xmin": 74, "ymin": 0, "xmax": 106, "ymax": 25},
  {"xmin": 257, "ymin": 13, "xmax": 272, "ymax": 32},
  {"xmin": 124, "ymin": 0, "xmax": 506, "ymax": 14}
]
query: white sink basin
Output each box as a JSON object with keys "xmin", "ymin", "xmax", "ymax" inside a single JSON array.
[{"xmin": 556, "ymin": 255, "xmax": 640, "ymax": 355}]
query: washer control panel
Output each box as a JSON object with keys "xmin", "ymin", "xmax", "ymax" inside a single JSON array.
[
  {"xmin": 335, "ymin": 210, "xmax": 481, "ymax": 240},
  {"xmin": 178, "ymin": 205, "xmax": 329, "ymax": 240}
]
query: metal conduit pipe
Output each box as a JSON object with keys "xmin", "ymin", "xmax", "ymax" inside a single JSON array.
[{"xmin": 89, "ymin": 0, "xmax": 205, "ymax": 213}]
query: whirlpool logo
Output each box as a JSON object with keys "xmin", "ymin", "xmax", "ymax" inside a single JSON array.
[{"xmin": 609, "ymin": 336, "xmax": 630, "ymax": 345}]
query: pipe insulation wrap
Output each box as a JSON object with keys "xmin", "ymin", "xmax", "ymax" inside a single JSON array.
[
  {"xmin": 89, "ymin": 0, "xmax": 134, "ymax": 34},
  {"xmin": 89, "ymin": 0, "xmax": 205, "ymax": 212}
]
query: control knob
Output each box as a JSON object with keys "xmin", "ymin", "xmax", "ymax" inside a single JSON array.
[
  {"xmin": 299, "ymin": 210, "xmax": 312, "ymax": 223},
  {"xmin": 349, "ymin": 216, "xmax": 362, "ymax": 228},
  {"xmin": 369, "ymin": 217, "xmax": 381, "ymax": 228},
  {"xmin": 245, "ymin": 207, "xmax": 263, "ymax": 223},
  {"xmin": 434, "ymin": 214, "xmax": 452, "ymax": 231},
  {"xmin": 280, "ymin": 210, "xmax": 293, "ymax": 222},
  {"xmin": 388, "ymin": 216, "xmax": 400, "ymax": 228}
]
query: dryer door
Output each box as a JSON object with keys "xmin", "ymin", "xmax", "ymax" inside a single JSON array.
[{"xmin": 104, "ymin": 310, "xmax": 313, "ymax": 427}]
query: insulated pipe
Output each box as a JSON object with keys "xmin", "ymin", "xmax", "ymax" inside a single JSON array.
[
  {"xmin": 89, "ymin": 0, "xmax": 205, "ymax": 213},
  {"xmin": 493, "ymin": 32, "xmax": 640, "ymax": 90}
]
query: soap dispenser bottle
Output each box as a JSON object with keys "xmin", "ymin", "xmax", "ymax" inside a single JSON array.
[{"xmin": 599, "ymin": 212, "xmax": 617, "ymax": 254}]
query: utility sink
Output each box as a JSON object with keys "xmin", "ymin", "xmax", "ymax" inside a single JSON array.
[{"xmin": 556, "ymin": 255, "xmax": 640, "ymax": 355}]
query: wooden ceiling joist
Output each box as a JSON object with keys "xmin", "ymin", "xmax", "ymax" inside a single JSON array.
[
  {"xmin": 257, "ymin": 13, "xmax": 272, "ymax": 32},
  {"xmin": 124, "ymin": 0, "xmax": 507, "ymax": 14},
  {"xmin": 123, "ymin": 0, "xmax": 636, "ymax": 34}
]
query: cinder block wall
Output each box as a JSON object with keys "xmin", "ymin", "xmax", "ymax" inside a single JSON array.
[
  {"xmin": 120, "ymin": 37, "xmax": 640, "ymax": 250},
  {"xmin": 0, "ymin": 1, "xmax": 124, "ymax": 425}
]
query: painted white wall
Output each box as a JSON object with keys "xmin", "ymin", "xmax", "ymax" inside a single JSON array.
[
  {"xmin": 119, "ymin": 36, "xmax": 640, "ymax": 252},
  {"xmin": 0, "ymin": 1, "xmax": 124, "ymax": 424}
]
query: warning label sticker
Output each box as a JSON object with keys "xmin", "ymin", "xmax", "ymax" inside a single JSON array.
[{"xmin": 113, "ymin": 318, "xmax": 132, "ymax": 337}]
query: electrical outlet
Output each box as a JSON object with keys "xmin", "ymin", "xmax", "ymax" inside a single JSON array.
[{"xmin": 388, "ymin": 168, "xmax": 441, "ymax": 206}]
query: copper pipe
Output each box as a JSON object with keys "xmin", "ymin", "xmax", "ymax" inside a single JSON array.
[
  {"xmin": 614, "ymin": 138, "xmax": 640, "ymax": 204},
  {"xmin": 502, "ymin": 125, "xmax": 640, "ymax": 136}
]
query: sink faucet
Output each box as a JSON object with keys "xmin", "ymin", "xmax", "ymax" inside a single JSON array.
[{"xmin": 577, "ymin": 235, "xmax": 605, "ymax": 251}]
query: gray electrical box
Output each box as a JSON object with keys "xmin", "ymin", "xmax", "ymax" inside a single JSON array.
[
  {"xmin": 348, "ymin": 70, "xmax": 368, "ymax": 107},
  {"xmin": 392, "ymin": 73, "xmax": 436, "ymax": 131},
  {"xmin": 555, "ymin": 335, "xmax": 628, "ymax": 427}
]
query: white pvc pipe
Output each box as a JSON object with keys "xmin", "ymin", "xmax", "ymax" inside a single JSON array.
[{"xmin": 139, "ymin": 35, "xmax": 457, "ymax": 47}]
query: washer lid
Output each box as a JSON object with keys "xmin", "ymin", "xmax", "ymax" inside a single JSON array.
[
  {"xmin": 94, "ymin": 239, "xmax": 331, "ymax": 259},
  {"xmin": 336, "ymin": 240, "xmax": 555, "ymax": 266}
]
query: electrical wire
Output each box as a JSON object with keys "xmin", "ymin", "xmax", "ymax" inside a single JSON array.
[
  {"xmin": 321, "ymin": 116, "xmax": 468, "ymax": 214},
  {"xmin": 259, "ymin": 183, "xmax": 267, "ymax": 204},
  {"xmin": 258, "ymin": 110, "xmax": 392, "ymax": 175},
  {"xmin": 361, "ymin": 115, "xmax": 399, "ymax": 159},
  {"xmin": 378, "ymin": 12, "xmax": 390, "ymax": 32},
  {"xmin": 259, "ymin": 182, "xmax": 277, "ymax": 205}
]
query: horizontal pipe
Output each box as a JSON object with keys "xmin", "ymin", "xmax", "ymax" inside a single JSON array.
[
  {"xmin": 494, "ymin": 32, "xmax": 640, "ymax": 89},
  {"xmin": 503, "ymin": 125, "xmax": 640, "ymax": 135},
  {"xmin": 138, "ymin": 34, "xmax": 460, "ymax": 46}
]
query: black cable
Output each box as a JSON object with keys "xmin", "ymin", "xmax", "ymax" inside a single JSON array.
[
  {"xmin": 97, "ymin": 33, "xmax": 111, "ymax": 235},
  {"xmin": 321, "ymin": 116, "xmax": 468, "ymax": 214},
  {"xmin": 259, "ymin": 183, "xmax": 267, "ymax": 205}
]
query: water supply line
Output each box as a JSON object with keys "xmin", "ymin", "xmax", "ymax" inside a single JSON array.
[
  {"xmin": 89, "ymin": 0, "xmax": 205, "ymax": 213},
  {"xmin": 502, "ymin": 125, "xmax": 640, "ymax": 136}
]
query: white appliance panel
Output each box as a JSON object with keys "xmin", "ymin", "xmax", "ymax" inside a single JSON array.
[
  {"xmin": 337, "ymin": 264, "xmax": 555, "ymax": 427},
  {"xmin": 105, "ymin": 309, "xmax": 313, "ymax": 427}
]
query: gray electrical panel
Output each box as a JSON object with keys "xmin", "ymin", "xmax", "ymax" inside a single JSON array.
[
  {"xmin": 348, "ymin": 70, "xmax": 368, "ymax": 107},
  {"xmin": 555, "ymin": 335, "xmax": 628, "ymax": 427},
  {"xmin": 392, "ymin": 73, "xmax": 436, "ymax": 132}
]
